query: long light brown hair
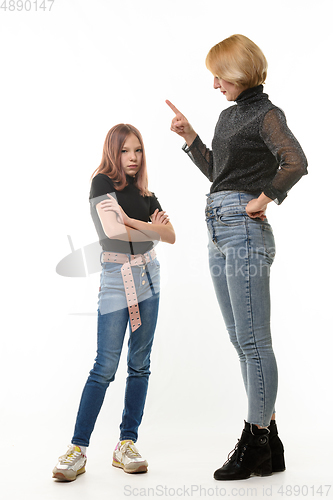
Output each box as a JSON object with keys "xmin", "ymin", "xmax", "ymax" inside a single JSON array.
[{"xmin": 91, "ymin": 124, "xmax": 151, "ymax": 196}]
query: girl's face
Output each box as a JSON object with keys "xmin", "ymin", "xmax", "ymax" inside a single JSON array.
[
  {"xmin": 213, "ymin": 76, "xmax": 246, "ymax": 101},
  {"xmin": 120, "ymin": 133, "xmax": 143, "ymax": 177}
]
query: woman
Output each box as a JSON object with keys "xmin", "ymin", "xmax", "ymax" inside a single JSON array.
[
  {"xmin": 52, "ymin": 124, "xmax": 175, "ymax": 481},
  {"xmin": 167, "ymin": 34, "xmax": 307, "ymax": 480}
]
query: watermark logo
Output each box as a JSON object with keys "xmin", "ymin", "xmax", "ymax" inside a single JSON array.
[
  {"xmin": 56, "ymin": 236, "xmax": 102, "ymax": 278},
  {"xmin": 0, "ymin": 0, "xmax": 55, "ymax": 12},
  {"xmin": 123, "ymin": 484, "xmax": 332, "ymax": 497}
]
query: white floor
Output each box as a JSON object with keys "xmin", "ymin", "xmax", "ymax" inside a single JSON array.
[{"xmin": 2, "ymin": 417, "xmax": 332, "ymax": 500}]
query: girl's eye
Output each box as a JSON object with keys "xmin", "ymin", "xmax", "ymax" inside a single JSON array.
[{"xmin": 121, "ymin": 148, "xmax": 142, "ymax": 154}]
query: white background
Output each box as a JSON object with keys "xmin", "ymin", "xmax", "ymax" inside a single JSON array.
[{"xmin": 1, "ymin": 0, "xmax": 332, "ymax": 499}]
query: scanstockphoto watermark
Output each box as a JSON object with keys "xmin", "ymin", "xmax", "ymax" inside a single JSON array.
[
  {"xmin": 55, "ymin": 236, "xmax": 275, "ymax": 279},
  {"xmin": 210, "ymin": 260, "xmax": 271, "ymax": 279},
  {"xmin": 123, "ymin": 484, "xmax": 332, "ymax": 497},
  {"xmin": 0, "ymin": 0, "xmax": 55, "ymax": 12},
  {"xmin": 210, "ymin": 246, "xmax": 275, "ymax": 279},
  {"xmin": 124, "ymin": 484, "xmax": 258, "ymax": 497},
  {"xmin": 221, "ymin": 245, "xmax": 275, "ymax": 261}
]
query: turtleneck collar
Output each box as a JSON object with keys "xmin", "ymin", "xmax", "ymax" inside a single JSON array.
[
  {"xmin": 235, "ymin": 85, "xmax": 267, "ymax": 105},
  {"xmin": 126, "ymin": 174, "xmax": 136, "ymax": 185}
]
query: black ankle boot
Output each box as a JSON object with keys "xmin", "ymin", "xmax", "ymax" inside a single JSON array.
[
  {"xmin": 214, "ymin": 422, "xmax": 272, "ymax": 481},
  {"xmin": 268, "ymin": 420, "xmax": 286, "ymax": 472}
]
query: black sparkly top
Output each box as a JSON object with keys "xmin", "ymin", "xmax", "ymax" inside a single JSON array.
[{"xmin": 183, "ymin": 85, "xmax": 308, "ymax": 204}]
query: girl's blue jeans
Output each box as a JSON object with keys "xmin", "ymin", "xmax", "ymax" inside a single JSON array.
[
  {"xmin": 206, "ymin": 191, "xmax": 278, "ymax": 427},
  {"xmin": 72, "ymin": 255, "xmax": 160, "ymax": 446}
]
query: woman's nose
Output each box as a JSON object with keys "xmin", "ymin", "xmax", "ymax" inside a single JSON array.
[{"xmin": 213, "ymin": 77, "xmax": 220, "ymax": 89}]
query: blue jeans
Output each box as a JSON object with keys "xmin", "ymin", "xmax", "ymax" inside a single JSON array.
[
  {"xmin": 72, "ymin": 254, "xmax": 160, "ymax": 446},
  {"xmin": 206, "ymin": 191, "xmax": 278, "ymax": 427}
]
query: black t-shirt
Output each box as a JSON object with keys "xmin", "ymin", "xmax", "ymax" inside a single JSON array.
[{"xmin": 89, "ymin": 173, "xmax": 162, "ymax": 255}]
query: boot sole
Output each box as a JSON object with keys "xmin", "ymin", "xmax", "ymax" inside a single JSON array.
[{"xmin": 252, "ymin": 471, "xmax": 273, "ymax": 477}]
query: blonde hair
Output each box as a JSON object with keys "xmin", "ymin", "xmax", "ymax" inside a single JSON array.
[
  {"xmin": 205, "ymin": 34, "xmax": 267, "ymax": 88},
  {"xmin": 91, "ymin": 124, "xmax": 151, "ymax": 197}
]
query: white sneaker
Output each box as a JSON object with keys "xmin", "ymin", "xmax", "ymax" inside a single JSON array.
[
  {"xmin": 112, "ymin": 440, "xmax": 148, "ymax": 473},
  {"xmin": 52, "ymin": 445, "xmax": 87, "ymax": 481}
]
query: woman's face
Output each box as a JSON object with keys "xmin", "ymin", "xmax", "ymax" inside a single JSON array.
[
  {"xmin": 120, "ymin": 133, "xmax": 143, "ymax": 177},
  {"xmin": 213, "ymin": 76, "xmax": 246, "ymax": 101}
]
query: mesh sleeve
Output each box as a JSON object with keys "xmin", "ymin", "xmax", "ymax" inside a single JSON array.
[
  {"xmin": 260, "ymin": 108, "xmax": 308, "ymax": 204},
  {"xmin": 182, "ymin": 135, "xmax": 214, "ymax": 181}
]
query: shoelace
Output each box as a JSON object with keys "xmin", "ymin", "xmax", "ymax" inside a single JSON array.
[
  {"xmin": 222, "ymin": 426, "xmax": 270, "ymax": 467},
  {"xmin": 222, "ymin": 439, "xmax": 244, "ymax": 467},
  {"xmin": 59, "ymin": 446, "xmax": 81, "ymax": 464},
  {"xmin": 121, "ymin": 442, "xmax": 141, "ymax": 458}
]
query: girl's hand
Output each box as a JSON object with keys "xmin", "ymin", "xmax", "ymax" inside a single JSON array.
[
  {"xmin": 166, "ymin": 100, "xmax": 197, "ymax": 145},
  {"xmin": 150, "ymin": 209, "xmax": 170, "ymax": 225},
  {"xmin": 246, "ymin": 198, "xmax": 267, "ymax": 220},
  {"xmin": 100, "ymin": 194, "xmax": 132, "ymax": 226}
]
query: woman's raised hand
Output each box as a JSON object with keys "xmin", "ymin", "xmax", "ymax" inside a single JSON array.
[{"xmin": 166, "ymin": 100, "xmax": 197, "ymax": 146}]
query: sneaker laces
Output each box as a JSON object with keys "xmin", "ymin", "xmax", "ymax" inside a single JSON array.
[
  {"xmin": 59, "ymin": 445, "xmax": 81, "ymax": 464},
  {"xmin": 121, "ymin": 441, "xmax": 141, "ymax": 459}
]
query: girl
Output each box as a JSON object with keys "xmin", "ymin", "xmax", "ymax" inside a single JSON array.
[
  {"xmin": 53, "ymin": 124, "xmax": 175, "ymax": 481},
  {"xmin": 167, "ymin": 34, "xmax": 307, "ymax": 481}
]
